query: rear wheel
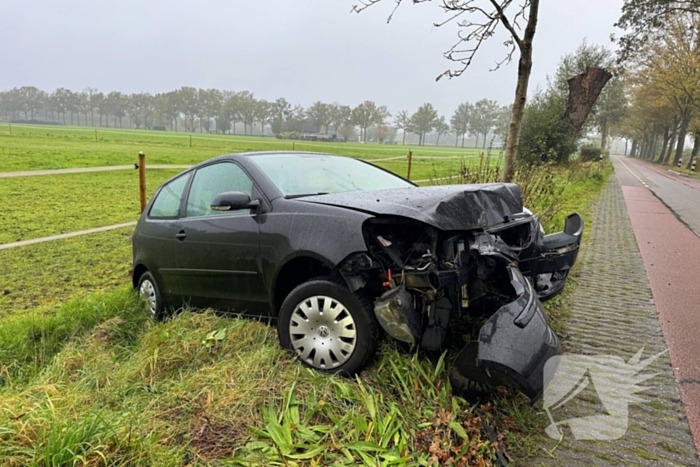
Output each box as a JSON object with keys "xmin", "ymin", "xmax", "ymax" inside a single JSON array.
[
  {"xmin": 137, "ymin": 271, "xmax": 166, "ymax": 320},
  {"xmin": 278, "ymin": 277, "xmax": 379, "ymax": 375}
]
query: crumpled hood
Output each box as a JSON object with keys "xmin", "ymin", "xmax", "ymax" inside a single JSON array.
[{"xmin": 298, "ymin": 183, "xmax": 524, "ymax": 231}]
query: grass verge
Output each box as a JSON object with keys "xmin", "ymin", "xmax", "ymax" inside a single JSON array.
[{"xmin": 0, "ymin": 289, "xmax": 507, "ymax": 466}]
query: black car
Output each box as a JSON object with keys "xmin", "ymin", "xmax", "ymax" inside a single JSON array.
[{"xmin": 132, "ymin": 152, "xmax": 583, "ymax": 399}]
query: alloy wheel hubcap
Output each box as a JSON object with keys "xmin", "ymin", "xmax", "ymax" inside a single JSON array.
[
  {"xmin": 139, "ymin": 280, "xmax": 157, "ymax": 317},
  {"xmin": 289, "ymin": 295, "xmax": 357, "ymax": 369}
]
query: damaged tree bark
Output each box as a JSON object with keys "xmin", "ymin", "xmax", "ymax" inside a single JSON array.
[{"xmin": 564, "ymin": 67, "xmax": 613, "ymax": 138}]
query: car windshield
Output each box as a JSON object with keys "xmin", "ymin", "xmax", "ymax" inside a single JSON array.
[{"xmin": 252, "ymin": 153, "xmax": 413, "ymax": 197}]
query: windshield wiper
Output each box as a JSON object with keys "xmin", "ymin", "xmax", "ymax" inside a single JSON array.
[{"xmin": 285, "ymin": 192, "xmax": 329, "ymax": 199}]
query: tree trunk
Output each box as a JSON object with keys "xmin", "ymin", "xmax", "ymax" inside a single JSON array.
[
  {"xmin": 402, "ymin": 130, "xmax": 406, "ymax": 145},
  {"xmin": 462, "ymin": 134, "xmax": 465, "ymax": 148},
  {"xmin": 600, "ymin": 116, "xmax": 609, "ymax": 150},
  {"xmin": 664, "ymin": 132, "xmax": 677, "ymax": 164},
  {"xmin": 502, "ymin": 0, "xmax": 540, "ymax": 183},
  {"xmin": 564, "ymin": 67, "xmax": 613, "ymax": 138},
  {"xmin": 687, "ymin": 136, "xmax": 700, "ymax": 169},
  {"xmin": 630, "ymin": 139, "xmax": 637, "ymax": 157},
  {"xmin": 482, "ymin": 132, "xmax": 487, "ymax": 149},
  {"xmin": 673, "ymin": 114, "xmax": 691, "ymax": 166},
  {"xmin": 659, "ymin": 128, "xmax": 670, "ymax": 162},
  {"xmin": 475, "ymin": 134, "xmax": 479, "ymax": 148}
]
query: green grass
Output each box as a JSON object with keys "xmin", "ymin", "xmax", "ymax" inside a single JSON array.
[
  {"xmin": 0, "ymin": 290, "xmax": 505, "ymax": 466},
  {"xmin": 0, "ymin": 123, "xmax": 487, "ymax": 172},
  {"xmin": 0, "ymin": 228, "xmax": 132, "ymax": 315},
  {"xmin": 0, "ymin": 170, "xmax": 181, "ymax": 244}
]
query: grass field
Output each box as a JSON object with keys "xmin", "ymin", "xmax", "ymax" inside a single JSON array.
[
  {"xmin": 0, "ymin": 123, "xmax": 612, "ymax": 465},
  {"xmin": 0, "ymin": 170, "xmax": 181, "ymax": 244},
  {"xmin": 0, "ymin": 124, "xmax": 492, "ymax": 174}
]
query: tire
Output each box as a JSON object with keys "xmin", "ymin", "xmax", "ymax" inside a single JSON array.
[
  {"xmin": 137, "ymin": 271, "xmax": 166, "ymax": 321},
  {"xmin": 277, "ymin": 276, "xmax": 380, "ymax": 375}
]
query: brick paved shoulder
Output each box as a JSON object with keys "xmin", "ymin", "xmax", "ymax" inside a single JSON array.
[{"xmin": 533, "ymin": 176, "xmax": 699, "ymax": 466}]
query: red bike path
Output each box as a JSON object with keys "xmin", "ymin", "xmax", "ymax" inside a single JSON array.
[{"xmin": 614, "ymin": 156, "xmax": 700, "ymax": 454}]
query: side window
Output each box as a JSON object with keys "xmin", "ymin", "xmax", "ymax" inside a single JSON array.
[
  {"xmin": 186, "ymin": 163, "xmax": 254, "ymax": 217},
  {"xmin": 149, "ymin": 173, "xmax": 190, "ymax": 218}
]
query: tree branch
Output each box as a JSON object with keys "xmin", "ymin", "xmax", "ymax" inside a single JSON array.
[{"xmin": 488, "ymin": 0, "xmax": 523, "ymax": 49}]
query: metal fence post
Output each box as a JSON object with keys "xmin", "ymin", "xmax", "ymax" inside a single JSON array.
[{"xmin": 138, "ymin": 151, "xmax": 147, "ymax": 213}]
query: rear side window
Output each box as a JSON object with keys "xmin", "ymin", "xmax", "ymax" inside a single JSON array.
[
  {"xmin": 149, "ymin": 174, "xmax": 189, "ymax": 218},
  {"xmin": 186, "ymin": 162, "xmax": 253, "ymax": 217}
]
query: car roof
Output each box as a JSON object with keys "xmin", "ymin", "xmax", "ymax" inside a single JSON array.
[{"xmin": 192, "ymin": 151, "xmax": 343, "ymax": 167}]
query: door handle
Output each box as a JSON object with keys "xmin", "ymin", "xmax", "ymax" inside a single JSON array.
[{"xmin": 175, "ymin": 230, "xmax": 187, "ymax": 242}]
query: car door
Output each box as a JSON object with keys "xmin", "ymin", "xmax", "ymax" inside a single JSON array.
[
  {"xmin": 135, "ymin": 172, "xmax": 191, "ymax": 302},
  {"xmin": 172, "ymin": 161, "xmax": 267, "ymax": 315}
]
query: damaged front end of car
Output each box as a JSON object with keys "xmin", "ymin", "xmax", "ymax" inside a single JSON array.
[
  {"xmin": 488, "ymin": 210, "xmax": 585, "ymax": 301},
  {"xmin": 338, "ymin": 216, "xmax": 562, "ymax": 401}
]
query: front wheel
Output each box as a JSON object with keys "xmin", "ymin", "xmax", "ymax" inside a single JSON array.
[{"xmin": 277, "ymin": 277, "xmax": 379, "ymax": 375}]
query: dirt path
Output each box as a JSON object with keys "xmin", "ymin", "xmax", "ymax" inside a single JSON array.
[
  {"xmin": 534, "ymin": 169, "xmax": 698, "ymax": 466},
  {"xmin": 0, "ymin": 165, "xmax": 191, "ymax": 178},
  {"xmin": 0, "ymin": 222, "xmax": 136, "ymax": 250}
]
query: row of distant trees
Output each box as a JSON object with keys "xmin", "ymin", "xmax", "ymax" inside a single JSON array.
[{"xmin": 0, "ymin": 86, "xmax": 511, "ymax": 147}]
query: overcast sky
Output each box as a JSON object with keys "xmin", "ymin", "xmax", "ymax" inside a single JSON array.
[{"xmin": 1, "ymin": 0, "xmax": 623, "ymax": 117}]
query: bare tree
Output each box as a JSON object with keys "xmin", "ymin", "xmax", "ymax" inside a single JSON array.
[{"xmin": 353, "ymin": 0, "xmax": 541, "ymax": 181}]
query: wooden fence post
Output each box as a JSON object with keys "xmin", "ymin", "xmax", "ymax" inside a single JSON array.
[
  {"xmin": 138, "ymin": 151, "xmax": 147, "ymax": 213},
  {"xmin": 406, "ymin": 150, "xmax": 413, "ymax": 180},
  {"xmin": 189, "ymin": 135, "xmax": 192, "ymax": 148},
  {"xmin": 95, "ymin": 129, "xmax": 97, "ymax": 141}
]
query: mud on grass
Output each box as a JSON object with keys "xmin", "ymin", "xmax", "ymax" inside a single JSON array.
[{"xmin": 0, "ymin": 291, "xmax": 510, "ymax": 466}]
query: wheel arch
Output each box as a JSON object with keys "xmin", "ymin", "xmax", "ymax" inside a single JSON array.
[
  {"xmin": 271, "ymin": 253, "xmax": 336, "ymax": 317},
  {"xmin": 132, "ymin": 264, "xmax": 149, "ymax": 288}
]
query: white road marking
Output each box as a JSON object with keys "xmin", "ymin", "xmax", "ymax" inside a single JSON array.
[{"xmin": 617, "ymin": 157, "xmax": 649, "ymax": 187}]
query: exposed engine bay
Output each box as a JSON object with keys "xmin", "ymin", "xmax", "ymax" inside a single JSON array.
[{"xmin": 338, "ymin": 210, "xmax": 582, "ymax": 400}]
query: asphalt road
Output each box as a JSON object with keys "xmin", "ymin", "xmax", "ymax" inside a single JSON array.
[{"xmin": 613, "ymin": 155, "xmax": 700, "ymax": 454}]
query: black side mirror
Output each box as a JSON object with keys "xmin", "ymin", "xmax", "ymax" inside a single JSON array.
[{"xmin": 210, "ymin": 191, "xmax": 260, "ymax": 212}]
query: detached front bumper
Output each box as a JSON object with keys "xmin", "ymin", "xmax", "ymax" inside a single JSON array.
[
  {"xmin": 451, "ymin": 266, "xmax": 561, "ymax": 400},
  {"xmin": 519, "ymin": 213, "xmax": 584, "ymax": 300}
]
